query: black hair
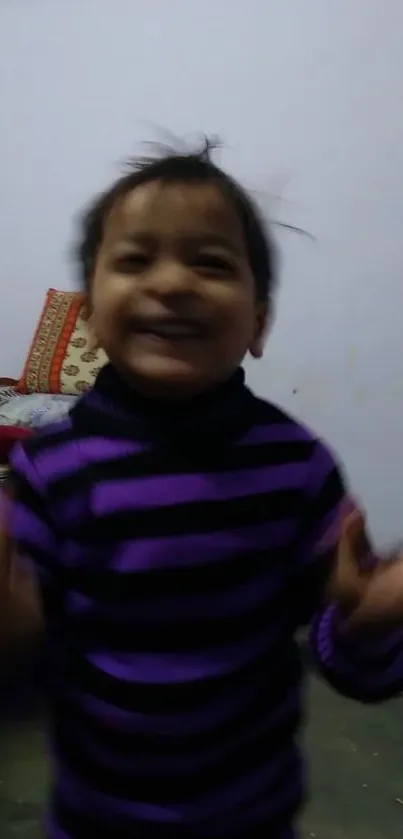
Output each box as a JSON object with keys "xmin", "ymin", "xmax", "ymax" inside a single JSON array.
[{"xmin": 76, "ymin": 138, "xmax": 276, "ymax": 303}]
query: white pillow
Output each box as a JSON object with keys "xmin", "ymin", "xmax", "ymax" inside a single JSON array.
[{"xmin": 0, "ymin": 393, "xmax": 77, "ymax": 429}]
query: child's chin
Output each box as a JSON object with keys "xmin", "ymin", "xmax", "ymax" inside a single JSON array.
[{"xmin": 128, "ymin": 358, "xmax": 210, "ymax": 395}]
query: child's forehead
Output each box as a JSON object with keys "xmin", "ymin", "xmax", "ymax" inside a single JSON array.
[{"xmin": 105, "ymin": 179, "xmax": 244, "ymax": 243}]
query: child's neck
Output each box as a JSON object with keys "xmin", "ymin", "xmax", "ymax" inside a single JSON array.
[
  {"xmin": 73, "ymin": 363, "xmax": 256, "ymax": 446},
  {"xmin": 113, "ymin": 366, "xmax": 241, "ymax": 404}
]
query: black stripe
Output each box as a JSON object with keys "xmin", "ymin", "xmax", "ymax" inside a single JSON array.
[
  {"xmin": 54, "ymin": 781, "xmax": 299, "ymax": 839},
  {"xmin": 54, "ymin": 798, "xmax": 173, "ymax": 839},
  {"xmin": 68, "ymin": 489, "xmax": 302, "ymax": 545},
  {"xmin": 54, "ymin": 797, "xmax": 187, "ymax": 839},
  {"xmin": 14, "ymin": 539, "xmax": 52, "ymax": 569},
  {"xmin": 251, "ymin": 397, "xmax": 298, "ymax": 427},
  {"xmin": 56, "ymin": 653, "xmax": 301, "ymax": 754},
  {"xmin": 46, "ymin": 439, "xmax": 316, "ymax": 495},
  {"xmin": 55, "ymin": 716, "xmax": 298, "ymax": 803},
  {"xmin": 66, "ymin": 586, "xmax": 291, "ymax": 652},
  {"xmin": 65, "ymin": 642, "xmax": 297, "ymax": 714},
  {"xmin": 22, "ymin": 423, "xmax": 79, "ymax": 456},
  {"xmin": 312, "ymin": 466, "xmax": 344, "ymax": 524},
  {"xmin": 10, "ymin": 471, "xmax": 53, "ymax": 527},
  {"xmin": 298, "ymin": 465, "xmax": 344, "ymax": 541},
  {"xmin": 290, "ymin": 550, "xmax": 335, "ymax": 626},
  {"xmin": 62, "ymin": 546, "xmax": 293, "ymax": 600}
]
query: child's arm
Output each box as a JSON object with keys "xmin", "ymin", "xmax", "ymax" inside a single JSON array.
[
  {"xmin": 301, "ymin": 442, "xmax": 403, "ymax": 702},
  {"xmin": 0, "ymin": 444, "xmax": 56, "ymax": 650},
  {"xmin": 0, "ymin": 515, "xmax": 43, "ymax": 647},
  {"xmin": 310, "ymin": 511, "xmax": 403, "ymax": 702}
]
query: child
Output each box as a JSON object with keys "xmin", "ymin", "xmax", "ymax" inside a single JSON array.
[{"xmin": 2, "ymin": 142, "xmax": 403, "ymax": 839}]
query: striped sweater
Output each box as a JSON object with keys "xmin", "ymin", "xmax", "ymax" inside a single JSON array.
[{"xmin": 7, "ymin": 365, "xmax": 403, "ymax": 839}]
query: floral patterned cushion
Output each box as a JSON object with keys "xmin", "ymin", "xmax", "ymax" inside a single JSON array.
[{"xmin": 17, "ymin": 289, "xmax": 107, "ymax": 395}]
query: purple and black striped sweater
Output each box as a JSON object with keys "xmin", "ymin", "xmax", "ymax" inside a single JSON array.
[{"xmin": 7, "ymin": 365, "xmax": 403, "ymax": 838}]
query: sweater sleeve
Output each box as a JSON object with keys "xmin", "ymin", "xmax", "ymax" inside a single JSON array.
[
  {"xmin": 3, "ymin": 442, "xmax": 60, "ymax": 619},
  {"xmin": 304, "ymin": 441, "xmax": 403, "ymax": 702},
  {"xmin": 310, "ymin": 602, "xmax": 403, "ymax": 702},
  {"xmin": 0, "ymin": 443, "xmax": 59, "ymax": 705}
]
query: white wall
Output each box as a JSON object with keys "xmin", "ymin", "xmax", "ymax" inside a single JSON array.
[{"xmin": 1, "ymin": 0, "xmax": 403, "ymax": 541}]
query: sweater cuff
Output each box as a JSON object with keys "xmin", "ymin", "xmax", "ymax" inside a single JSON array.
[{"xmin": 311, "ymin": 602, "xmax": 403, "ymax": 701}]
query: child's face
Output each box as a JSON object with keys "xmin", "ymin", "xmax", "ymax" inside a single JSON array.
[{"xmin": 90, "ymin": 180, "xmax": 268, "ymax": 396}]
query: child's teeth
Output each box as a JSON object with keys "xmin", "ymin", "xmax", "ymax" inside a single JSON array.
[{"xmin": 160, "ymin": 325, "xmax": 194, "ymax": 336}]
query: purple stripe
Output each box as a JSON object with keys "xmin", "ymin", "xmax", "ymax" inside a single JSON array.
[
  {"xmin": 56, "ymin": 747, "xmax": 296, "ymax": 822},
  {"xmin": 301, "ymin": 502, "xmax": 340, "ymax": 564},
  {"xmin": 71, "ymin": 682, "xmax": 257, "ymax": 737},
  {"xmin": 92, "ymin": 462, "xmax": 308, "ymax": 515},
  {"xmin": 313, "ymin": 496, "xmax": 353, "ymax": 554},
  {"xmin": 240, "ymin": 422, "xmax": 312, "ymax": 446},
  {"xmin": 67, "ymin": 692, "xmax": 299, "ymax": 776},
  {"xmin": 11, "ymin": 445, "xmax": 43, "ymax": 493},
  {"xmin": 32, "ymin": 437, "xmax": 147, "ymax": 481},
  {"xmin": 12, "ymin": 502, "xmax": 54, "ymax": 555},
  {"xmin": 66, "ymin": 570, "xmax": 284, "ymax": 620},
  {"xmin": 86, "ymin": 619, "xmax": 287, "ymax": 684},
  {"xmin": 305, "ymin": 440, "xmax": 335, "ymax": 499},
  {"xmin": 64, "ymin": 520, "xmax": 296, "ymax": 570}
]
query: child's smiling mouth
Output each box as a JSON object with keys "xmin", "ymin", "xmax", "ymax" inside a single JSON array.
[{"xmin": 129, "ymin": 316, "xmax": 209, "ymax": 342}]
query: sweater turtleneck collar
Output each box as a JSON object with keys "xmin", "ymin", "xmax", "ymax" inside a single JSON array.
[{"xmin": 70, "ymin": 363, "xmax": 257, "ymax": 447}]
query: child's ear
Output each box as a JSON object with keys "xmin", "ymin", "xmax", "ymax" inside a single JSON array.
[
  {"xmin": 82, "ymin": 298, "xmax": 99, "ymax": 351},
  {"xmin": 86, "ymin": 314, "xmax": 100, "ymax": 351},
  {"xmin": 249, "ymin": 304, "xmax": 270, "ymax": 359}
]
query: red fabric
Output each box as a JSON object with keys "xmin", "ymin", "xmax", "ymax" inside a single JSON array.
[{"xmin": 0, "ymin": 427, "xmax": 33, "ymax": 463}]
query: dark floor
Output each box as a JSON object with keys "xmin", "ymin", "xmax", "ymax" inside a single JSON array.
[{"xmin": 0, "ymin": 675, "xmax": 402, "ymax": 838}]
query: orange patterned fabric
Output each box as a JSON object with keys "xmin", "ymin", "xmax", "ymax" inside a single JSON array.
[{"xmin": 17, "ymin": 289, "xmax": 107, "ymax": 395}]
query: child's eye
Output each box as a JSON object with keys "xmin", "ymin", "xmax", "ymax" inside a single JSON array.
[
  {"xmin": 194, "ymin": 254, "xmax": 234, "ymax": 275},
  {"xmin": 114, "ymin": 253, "xmax": 149, "ymax": 273}
]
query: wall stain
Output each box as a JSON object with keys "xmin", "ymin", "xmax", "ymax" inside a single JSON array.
[{"xmin": 347, "ymin": 347, "xmax": 358, "ymax": 370}]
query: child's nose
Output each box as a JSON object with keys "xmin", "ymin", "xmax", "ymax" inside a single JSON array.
[{"xmin": 148, "ymin": 260, "xmax": 196, "ymax": 298}]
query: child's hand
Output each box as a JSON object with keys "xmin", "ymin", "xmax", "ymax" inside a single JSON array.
[
  {"xmin": 0, "ymin": 521, "xmax": 13, "ymax": 631},
  {"xmin": 0, "ymin": 505, "xmax": 43, "ymax": 646},
  {"xmin": 329, "ymin": 510, "xmax": 403, "ymax": 628}
]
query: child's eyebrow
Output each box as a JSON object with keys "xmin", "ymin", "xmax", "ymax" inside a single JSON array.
[
  {"xmin": 183, "ymin": 233, "xmax": 242, "ymax": 253},
  {"xmin": 116, "ymin": 232, "xmax": 243, "ymax": 255}
]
